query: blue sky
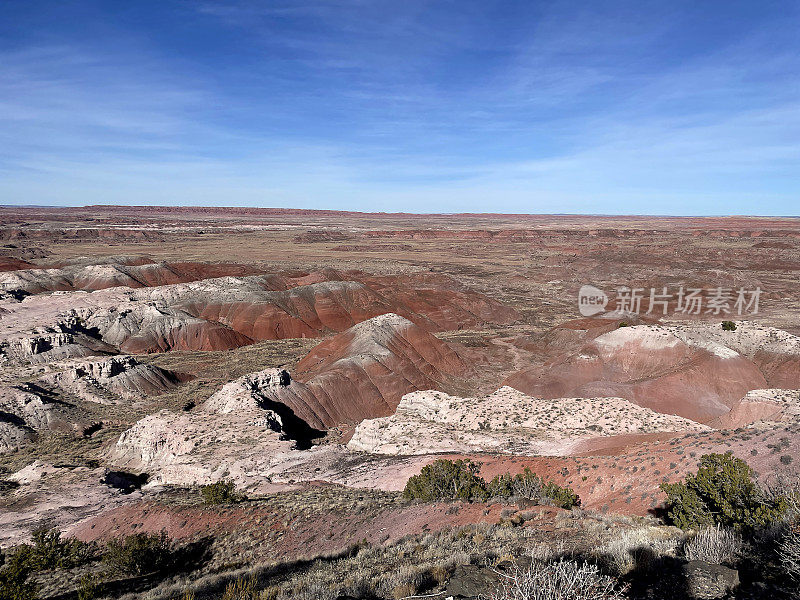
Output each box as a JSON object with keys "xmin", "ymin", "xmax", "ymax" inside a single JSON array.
[{"xmin": 1, "ymin": 1, "xmax": 798, "ymax": 214}]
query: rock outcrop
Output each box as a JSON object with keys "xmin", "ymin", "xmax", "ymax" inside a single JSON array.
[
  {"xmin": 0, "ymin": 386, "xmax": 58, "ymax": 452},
  {"xmin": 0, "ymin": 331, "xmax": 117, "ymax": 365},
  {"xmin": 348, "ymin": 386, "xmax": 708, "ymax": 456},
  {"xmin": 39, "ymin": 356, "xmax": 185, "ymax": 403},
  {"xmin": 681, "ymin": 561, "xmax": 739, "ymax": 599},
  {"xmin": 107, "ymin": 392, "xmax": 305, "ymax": 486}
]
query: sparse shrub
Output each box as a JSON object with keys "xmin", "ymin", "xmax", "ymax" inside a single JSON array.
[
  {"xmin": 103, "ymin": 530, "xmax": 172, "ymax": 575},
  {"xmin": 617, "ymin": 322, "xmax": 629, "ymax": 328},
  {"xmin": 721, "ymin": 321, "xmax": 737, "ymax": 331},
  {"xmin": 201, "ymin": 479, "xmax": 244, "ymax": 505},
  {"xmin": 778, "ymin": 526, "xmax": 800, "ymax": 582},
  {"xmin": 599, "ymin": 527, "xmax": 681, "ymax": 576},
  {"xmin": 404, "ymin": 462, "xmax": 580, "ymax": 508},
  {"xmin": 763, "ymin": 469, "xmax": 800, "ymax": 518},
  {"xmin": 682, "ymin": 526, "xmax": 742, "ymax": 565},
  {"xmin": 489, "ymin": 559, "xmax": 626, "ymax": 600},
  {"xmin": 403, "ymin": 459, "xmax": 487, "ymax": 502},
  {"xmin": 222, "ymin": 575, "xmax": 258, "ymax": 600},
  {"xmin": 389, "ymin": 564, "xmax": 433, "ymax": 599},
  {"xmin": 660, "ymin": 452, "xmax": 788, "ymax": 530},
  {"xmin": 289, "ymin": 581, "xmax": 335, "ymax": 600},
  {"xmin": 77, "ymin": 575, "xmax": 98, "ymax": 600}
]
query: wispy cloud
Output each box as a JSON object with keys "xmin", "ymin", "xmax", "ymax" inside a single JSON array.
[{"xmin": 0, "ymin": 0, "xmax": 798, "ymax": 214}]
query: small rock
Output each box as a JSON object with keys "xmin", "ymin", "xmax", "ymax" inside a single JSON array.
[
  {"xmin": 682, "ymin": 561, "xmax": 739, "ymax": 599},
  {"xmin": 445, "ymin": 564, "xmax": 501, "ymax": 599}
]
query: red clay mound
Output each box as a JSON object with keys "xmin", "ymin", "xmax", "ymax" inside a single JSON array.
[
  {"xmin": 3, "ymin": 263, "xmax": 518, "ymax": 355},
  {"xmin": 753, "ymin": 350, "xmax": 800, "ymax": 388},
  {"xmin": 527, "ymin": 315, "xmax": 660, "ymax": 357},
  {"xmin": 270, "ymin": 313, "xmax": 471, "ymax": 428},
  {"xmin": 505, "ymin": 325, "xmax": 767, "ymax": 423},
  {"xmin": 359, "ymin": 273, "xmax": 519, "ymax": 331},
  {"xmin": 85, "ymin": 304, "xmax": 254, "ymax": 354},
  {"xmin": 118, "ymin": 321, "xmax": 253, "ymax": 354},
  {"xmin": 177, "ymin": 281, "xmax": 397, "ymax": 341},
  {"xmin": 70, "ymin": 492, "xmax": 545, "ymax": 559},
  {"xmin": 171, "ymin": 274, "xmax": 519, "ymax": 343},
  {"xmin": 0, "ymin": 257, "xmax": 36, "ymax": 272}
]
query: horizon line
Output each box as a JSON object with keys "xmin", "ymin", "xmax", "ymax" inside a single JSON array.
[{"xmin": 1, "ymin": 204, "xmax": 799, "ymax": 219}]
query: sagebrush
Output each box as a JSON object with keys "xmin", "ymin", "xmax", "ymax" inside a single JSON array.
[
  {"xmin": 683, "ymin": 526, "xmax": 742, "ymax": 565},
  {"xmin": 489, "ymin": 560, "xmax": 626, "ymax": 600}
]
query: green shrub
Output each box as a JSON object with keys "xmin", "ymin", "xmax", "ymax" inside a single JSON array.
[
  {"xmin": 403, "ymin": 459, "xmax": 487, "ymax": 502},
  {"xmin": 542, "ymin": 480, "xmax": 581, "ymax": 509},
  {"xmin": 0, "ymin": 546, "xmax": 37, "ymax": 600},
  {"xmin": 404, "ymin": 461, "xmax": 580, "ymax": 508},
  {"xmin": 486, "ymin": 467, "xmax": 580, "ymax": 508},
  {"xmin": 77, "ymin": 575, "xmax": 99, "ymax": 600},
  {"xmin": 103, "ymin": 530, "xmax": 172, "ymax": 575},
  {"xmin": 0, "ymin": 568, "xmax": 37, "ymax": 600},
  {"xmin": 1, "ymin": 528, "xmax": 95, "ymax": 576},
  {"xmin": 26, "ymin": 527, "xmax": 95, "ymax": 570},
  {"xmin": 661, "ymin": 452, "xmax": 788, "ymax": 530},
  {"xmin": 721, "ymin": 321, "xmax": 737, "ymax": 331},
  {"xmin": 201, "ymin": 480, "xmax": 244, "ymax": 505}
]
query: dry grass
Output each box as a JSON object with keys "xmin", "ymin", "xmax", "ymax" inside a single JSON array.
[
  {"xmin": 597, "ymin": 526, "xmax": 683, "ymax": 576},
  {"xmin": 131, "ymin": 521, "xmax": 556, "ymax": 600},
  {"xmin": 489, "ymin": 560, "xmax": 627, "ymax": 600},
  {"xmin": 139, "ymin": 338, "xmax": 317, "ymax": 412},
  {"xmin": 682, "ymin": 526, "xmax": 742, "ymax": 565},
  {"xmin": 779, "ymin": 526, "xmax": 800, "ymax": 583}
]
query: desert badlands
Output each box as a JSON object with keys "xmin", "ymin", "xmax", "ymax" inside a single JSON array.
[{"xmin": 0, "ymin": 206, "xmax": 796, "ymax": 599}]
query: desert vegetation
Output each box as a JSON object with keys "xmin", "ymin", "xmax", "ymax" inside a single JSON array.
[
  {"xmin": 660, "ymin": 452, "xmax": 791, "ymax": 530},
  {"xmin": 200, "ymin": 480, "xmax": 245, "ymax": 506},
  {"xmin": 489, "ymin": 560, "xmax": 627, "ymax": 600},
  {"xmin": 403, "ymin": 460, "xmax": 580, "ymax": 508}
]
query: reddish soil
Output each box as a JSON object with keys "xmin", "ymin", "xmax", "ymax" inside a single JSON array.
[
  {"xmin": 0, "ymin": 257, "xmax": 36, "ymax": 271},
  {"xmin": 72, "ymin": 492, "xmax": 562, "ymax": 558}
]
